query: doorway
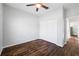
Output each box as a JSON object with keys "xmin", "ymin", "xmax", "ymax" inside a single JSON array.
[{"xmin": 66, "ymin": 16, "xmax": 79, "ymax": 43}]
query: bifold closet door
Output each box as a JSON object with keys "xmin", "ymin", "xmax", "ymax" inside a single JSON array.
[{"xmin": 39, "ymin": 19, "xmax": 57, "ymax": 44}]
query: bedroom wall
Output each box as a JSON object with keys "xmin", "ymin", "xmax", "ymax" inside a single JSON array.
[
  {"xmin": 39, "ymin": 6, "xmax": 65, "ymax": 47},
  {"xmin": 0, "ymin": 4, "xmax": 3, "ymax": 54},
  {"xmin": 66, "ymin": 6, "xmax": 79, "ymax": 18},
  {"xmin": 3, "ymin": 4, "xmax": 39, "ymax": 48}
]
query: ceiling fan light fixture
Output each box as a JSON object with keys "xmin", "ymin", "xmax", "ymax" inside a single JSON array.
[
  {"xmin": 35, "ymin": 4, "xmax": 41, "ymax": 8},
  {"xmin": 26, "ymin": 3, "xmax": 49, "ymax": 12}
]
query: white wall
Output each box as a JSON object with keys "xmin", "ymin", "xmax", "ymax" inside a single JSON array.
[
  {"xmin": 39, "ymin": 6, "xmax": 65, "ymax": 47},
  {"xmin": 57, "ymin": 7, "xmax": 65, "ymax": 46},
  {"xmin": 0, "ymin": 4, "xmax": 3, "ymax": 54},
  {"xmin": 3, "ymin": 4, "xmax": 39, "ymax": 48},
  {"xmin": 66, "ymin": 7, "xmax": 79, "ymax": 18},
  {"xmin": 66, "ymin": 18, "xmax": 70, "ymax": 42}
]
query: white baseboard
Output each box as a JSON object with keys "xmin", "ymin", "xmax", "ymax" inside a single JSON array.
[{"xmin": 3, "ymin": 39, "xmax": 37, "ymax": 48}]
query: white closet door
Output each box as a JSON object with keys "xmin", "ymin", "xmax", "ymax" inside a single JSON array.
[{"xmin": 39, "ymin": 19, "xmax": 57, "ymax": 44}]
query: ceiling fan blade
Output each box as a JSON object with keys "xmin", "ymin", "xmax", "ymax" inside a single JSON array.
[
  {"xmin": 36, "ymin": 8, "xmax": 39, "ymax": 12},
  {"xmin": 26, "ymin": 4, "xmax": 35, "ymax": 6},
  {"xmin": 41, "ymin": 4, "xmax": 49, "ymax": 9}
]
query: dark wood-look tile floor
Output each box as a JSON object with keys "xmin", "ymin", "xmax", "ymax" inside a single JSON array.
[{"xmin": 1, "ymin": 38, "xmax": 79, "ymax": 56}]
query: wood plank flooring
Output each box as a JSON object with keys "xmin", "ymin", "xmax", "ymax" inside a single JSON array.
[
  {"xmin": 63, "ymin": 37, "xmax": 79, "ymax": 56},
  {"xmin": 1, "ymin": 38, "xmax": 79, "ymax": 56}
]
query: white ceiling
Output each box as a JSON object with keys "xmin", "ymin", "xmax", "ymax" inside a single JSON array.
[{"xmin": 5, "ymin": 3, "xmax": 79, "ymax": 16}]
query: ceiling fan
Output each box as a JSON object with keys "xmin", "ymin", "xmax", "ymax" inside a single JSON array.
[{"xmin": 26, "ymin": 3, "xmax": 49, "ymax": 12}]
